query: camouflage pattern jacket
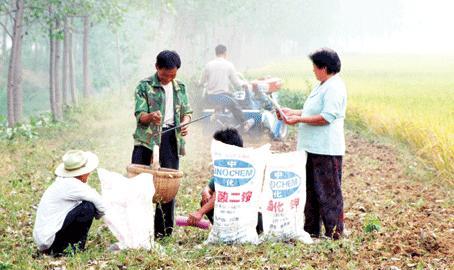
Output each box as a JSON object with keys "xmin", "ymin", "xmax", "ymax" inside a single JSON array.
[{"xmin": 133, "ymin": 73, "xmax": 193, "ymax": 155}]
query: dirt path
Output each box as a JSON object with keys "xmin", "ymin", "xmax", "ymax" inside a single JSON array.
[
  {"xmin": 340, "ymin": 131, "xmax": 453, "ymax": 268},
  {"xmin": 170, "ymin": 123, "xmax": 453, "ymax": 269}
]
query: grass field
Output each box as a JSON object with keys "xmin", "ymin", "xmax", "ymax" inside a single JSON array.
[
  {"xmin": 0, "ymin": 55, "xmax": 453, "ymax": 269},
  {"xmin": 1, "ymin": 93, "xmax": 452, "ymax": 269},
  {"xmin": 246, "ymin": 54, "xmax": 454, "ymax": 183}
]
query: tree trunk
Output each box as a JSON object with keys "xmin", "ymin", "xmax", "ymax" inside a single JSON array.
[
  {"xmin": 82, "ymin": 15, "xmax": 90, "ymax": 97},
  {"xmin": 13, "ymin": 31, "xmax": 23, "ymax": 123},
  {"xmin": 115, "ymin": 31, "xmax": 122, "ymax": 90},
  {"xmin": 54, "ymin": 19, "xmax": 62, "ymax": 120},
  {"xmin": 49, "ymin": 22, "xmax": 56, "ymax": 119},
  {"xmin": 7, "ymin": 0, "xmax": 25, "ymax": 127},
  {"xmin": 69, "ymin": 18, "xmax": 77, "ymax": 106},
  {"xmin": 62, "ymin": 18, "xmax": 69, "ymax": 106},
  {"xmin": 2, "ymin": 15, "xmax": 8, "ymax": 65}
]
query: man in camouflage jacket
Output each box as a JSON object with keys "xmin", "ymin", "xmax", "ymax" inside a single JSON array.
[{"xmin": 131, "ymin": 50, "xmax": 192, "ymax": 238}]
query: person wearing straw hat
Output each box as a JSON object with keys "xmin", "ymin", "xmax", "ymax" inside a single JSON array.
[{"xmin": 33, "ymin": 150, "xmax": 106, "ymax": 256}]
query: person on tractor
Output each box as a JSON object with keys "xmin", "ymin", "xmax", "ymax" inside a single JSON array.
[{"xmin": 200, "ymin": 44, "xmax": 254, "ymax": 131}]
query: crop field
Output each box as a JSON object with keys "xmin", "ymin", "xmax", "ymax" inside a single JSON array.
[{"xmin": 246, "ymin": 54, "xmax": 454, "ymax": 183}]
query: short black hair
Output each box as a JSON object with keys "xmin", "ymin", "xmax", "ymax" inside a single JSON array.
[
  {"xmin": 156, "ymin": 50, "xmax": 181, "ymax": 69},
  {"xmin": 309, "ymin": 48, "xmax": 341, "ymax": 74},
  {"xmin": 213, "ymin": 128, "xmax": 243, "ymax": 147},
  {"xmin": 215, "ymin": 44, "xmax": 227, "ymax": 56}
]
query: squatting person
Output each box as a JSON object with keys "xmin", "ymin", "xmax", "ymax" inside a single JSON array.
[
  {"xmin": 33, "ymin": 150, "xmax": 106, "ymax": 256},
  {"xmin": 187, "ymin": 128, "xmax": 263, "ymax": 234}
]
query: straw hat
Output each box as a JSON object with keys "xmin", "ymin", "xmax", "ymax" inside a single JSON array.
[{"xmin": 55, "ymin": 150, "xmax": 99, "ymax": 177}]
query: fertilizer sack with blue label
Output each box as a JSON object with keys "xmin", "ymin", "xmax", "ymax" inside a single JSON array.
[
  {"xmin": 206, "ymin": 140, "xmax": 270, "ymax": 244},
  {"xmin": 261, "ymin": 151, "xmax": 313, "ymax": 243}
]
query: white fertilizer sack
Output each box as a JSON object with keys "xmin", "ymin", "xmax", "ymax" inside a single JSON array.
[
  {"xmin": 206, "ymin": 140, "xmax": 270, "ymax": 244},
  {"xmin": 261, "ymin": 151, "xmax": 312, "ymax": 243},
  {"xmin": 98, "ymin": 168, "xmax": 155, "ymax": 249}
]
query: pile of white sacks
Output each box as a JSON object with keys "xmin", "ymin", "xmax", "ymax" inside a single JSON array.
[
  {"xmin": 207, "ymin": 140, "xmax": 312, "ymax": 244},
  {"xmin": 98, "ymin": 139, "xmax": 312, "ymax": 250}
]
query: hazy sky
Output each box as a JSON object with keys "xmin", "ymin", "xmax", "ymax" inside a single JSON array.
[
  {"xmin": 337, "ymin": 0, "xmax": 454, "ymax": 54},
  {"xmin": 399, "ymin": 0, "xmax": 454, "ymax": 53}
]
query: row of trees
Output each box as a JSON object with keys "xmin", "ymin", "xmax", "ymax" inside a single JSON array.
[
  {"xmin": 1, "ymin": 0, "xmax": 311, "ymax": 128},
  {"xmin": 1, "ymin": 0, "xmax": 404, "ymax": 128},
  {"xmin": 1, "ymin": 0, "xmax": 123, "ymax": 127}
]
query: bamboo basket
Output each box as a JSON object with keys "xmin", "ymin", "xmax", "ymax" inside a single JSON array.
[{"xmin": 126, "ymin": 146, "xmax": 183, "ymax": 203}]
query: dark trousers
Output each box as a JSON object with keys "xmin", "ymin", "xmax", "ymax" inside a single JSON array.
[
  {"xmin": 304, "ymin": 152, "xmax": 344, "ymax": 239},
  {"xmin": 47, "ymin": 201, "xmax": 95, "ymax": 255},
  {"xmin": 206, "ymin": 93, "xmax": 245, "ymax": 124},
  {"xmin": 131, "ymin": 128, "xmax": 179, "ymax": 239}
]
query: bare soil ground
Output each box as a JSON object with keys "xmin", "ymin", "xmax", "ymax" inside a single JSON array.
[{"xmin": 178, "ymin": 126, "xmax": 453, "ymax": 269}]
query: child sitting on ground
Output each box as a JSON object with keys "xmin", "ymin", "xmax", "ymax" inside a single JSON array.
[{"xmin": 187, "ymin": 128, "xmax": 263, "ymax": 234}]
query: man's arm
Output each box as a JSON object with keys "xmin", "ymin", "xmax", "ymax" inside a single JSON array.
[
  {"xmin": 228, "ymin": 64, "xmax": 246, "ymax": 89},
  {"xmin": 199, "ymin": 67, "xmax": 208, "ymax": 88},
  {"xmin": 179, "ymin": 85, "xmax": 193, "ymax": 136},
  {"xmin": 139, "ymin": 111, "xmax": 162, "ymax": 125},
  {"xmin": 135, "ymin": 82, "xmax": 162, "ymax": 125},
  {"xmin": 188, "ymin": 192, "xmax": 215, "ymax": 225},
  {"xmin": 65, "ymin": 182, "xmax": 107, "ymax": 219}
]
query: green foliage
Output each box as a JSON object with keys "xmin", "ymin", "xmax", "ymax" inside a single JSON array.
[
  {"xmin": 363, "ymin": 214, "xmax": 381, "ymax": 233},
  {"xmin": 0, "ymin": 261, "xmax": 13, "ymax": 270},
  {"xmin": 0, "ymin": 113, "xmax": 66, "ymax": 140},
  {"xmin": 277, "ymin": 88, "xmax": 308, "ymax": 109}
]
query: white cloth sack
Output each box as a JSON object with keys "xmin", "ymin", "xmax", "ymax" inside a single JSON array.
[
  {"xmin": 261, "ymin": 151, "xmax": 313, "ymax": 243},
  {"xmin": 206, "ymin": 140, "xmax": 270, "ymax": 244},
  {"xmin": 98, "ymin": 168, "xmax": 155, "ymax": 249}
]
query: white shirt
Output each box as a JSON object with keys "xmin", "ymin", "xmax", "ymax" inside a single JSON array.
[
  {"xmin": 162, "ymin": 82, "xmax": 174, "ymax": 127},
  {"xmin": 200, "ymin": 57, "xmax": 244, "ymax": 95},
  {"xmin": 33, "ymin": 177, "xmax": 106, "ymax": 251}
]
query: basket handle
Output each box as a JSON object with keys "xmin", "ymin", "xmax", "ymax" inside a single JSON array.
[{"xmin": 151, "ymin": 145, "xmax": 160, "ymax": 170}]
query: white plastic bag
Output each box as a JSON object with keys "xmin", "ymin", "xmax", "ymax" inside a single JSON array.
[
  {"xmin": 206, "ymin": 140, "xmax": 270, "ymax": 244},
  {"xmin": 261, "ymin": 151, "xmax": 313, "ymax": 243},
  {"xmin": 98, "ymin": 168, "xmax": 155, "ymax": 249}
]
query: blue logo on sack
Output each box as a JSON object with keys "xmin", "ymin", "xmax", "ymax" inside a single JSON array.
[
  {"xmin": 213, "ymin": 159, "xmax": 255, "ymax": 187},
  {"xmin": 270, "ymin": 171, "xmax": 301, "ymax": 198}
]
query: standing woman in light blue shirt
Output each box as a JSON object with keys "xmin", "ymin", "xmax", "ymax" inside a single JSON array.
[{"xmin": 278, "ymin": 48, "xmax": 347, "ymax": 239}]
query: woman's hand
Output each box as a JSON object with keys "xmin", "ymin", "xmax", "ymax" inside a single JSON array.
[
  {"xmin": 281, "ymin": 107, "xmax": 294, "ymax": 115},
  {"xmin": 277, "ymin": 107, "xmax": 301, "ymax": 119},
  {"xmin": 284, "ymin": 115, "xmax": 302, "ymax": 125}
]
